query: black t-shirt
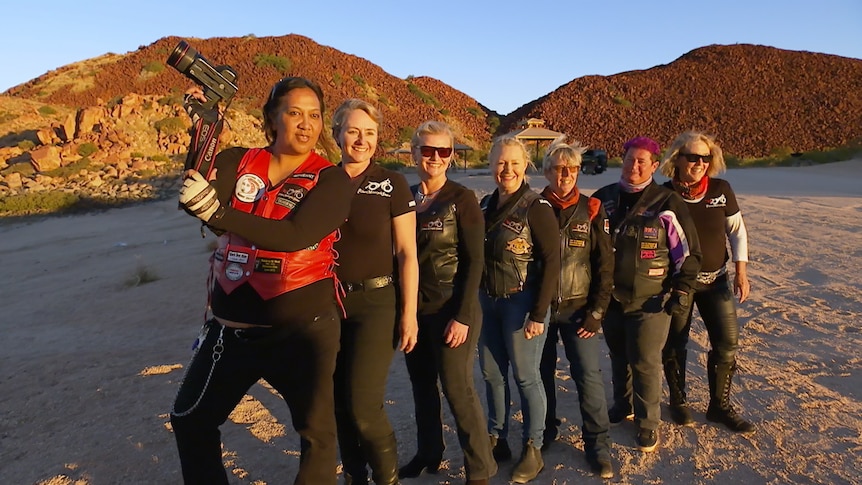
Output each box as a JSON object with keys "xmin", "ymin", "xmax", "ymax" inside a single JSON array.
[
  {"xmin": 664, "ymin": 178, "xmax": 741, "ymax": 273},
  {"xmin": 334, "ymin": 163, "xmax": 415, "ymax": 282},
  {"xmin": 205, "ymin": 147, "xmax": 353, "ymax": 326}
]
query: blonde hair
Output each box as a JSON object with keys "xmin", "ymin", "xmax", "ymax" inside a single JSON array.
[
  {"xmin": 410, "ymin": 120, "xmax": 454, "ymax": 148},
  {"xmin": 542, "ymin": 135, "xmax": 586, "ymax": 172},
  {"xmin": 490, "ymin": 135, "xmax": 531, "ymax": 165},
  {"xmin": 660, "ymin": 130, "xmax": 726, "ymax": 178},
  {"xmin": 331, "ymin": 98, "xmax": 382, "ymax": 149}
]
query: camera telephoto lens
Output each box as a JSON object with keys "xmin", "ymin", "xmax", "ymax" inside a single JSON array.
[{"xmin": 167, "ymin": 40, "xmax": 198, "ymax": 74}]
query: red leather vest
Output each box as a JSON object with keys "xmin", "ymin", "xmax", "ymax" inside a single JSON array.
[{"xmin": 212, "ymin": 148, "xmax": 339, "ymax": 300}]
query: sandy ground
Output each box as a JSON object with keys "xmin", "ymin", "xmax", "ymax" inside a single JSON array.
[{"xmin": 2, "ymin": 160, "xmax": 861, "ymax": 485}]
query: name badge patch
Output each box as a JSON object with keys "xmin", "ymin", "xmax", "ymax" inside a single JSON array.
[{"xmin": 255, "ymin": 258, "xmax": 283, "ymax": 274}]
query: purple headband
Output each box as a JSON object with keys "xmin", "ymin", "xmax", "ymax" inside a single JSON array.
[{"xmin": 623, "ymin": 136, "xmax": 660, "ymax": 156}]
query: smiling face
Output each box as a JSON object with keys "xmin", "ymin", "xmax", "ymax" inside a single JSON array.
[
  {"xmin": 544, "ymin": 154, "xmax": 580, "ymax": 198},
  {"xmin": 674, "ymin": 139, "xmax": 711, "ymax": 184},
  {"xmin": 621, "ymin": 147, "xmax": 659, "ymax": 186},
  {"xmin": 491, "ymin": 144, "xmax": 527, "ymax": 195},
  {"xmin": 413, "ymin": 133, "xmax": 452, "ymax": 183},
  {"xmin": 271, "ymin": 87, "xmax": 322, "ymax": 156},
  {"xmin": 337, "ymin": 108, "xmax": 379, "ymax": 165}
]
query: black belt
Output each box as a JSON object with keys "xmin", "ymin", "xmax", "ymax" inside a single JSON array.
[{"xmin": 342, "ymin": 275, "xmax": 393, "ymax": 293}]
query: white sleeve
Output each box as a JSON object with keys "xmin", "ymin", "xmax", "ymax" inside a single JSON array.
[{"xmin": 725, "ymin": 212, "xmax": 748, "ymax": 262}]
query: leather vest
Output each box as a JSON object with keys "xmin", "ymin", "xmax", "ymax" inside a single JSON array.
[
  {"xmin": 558, "ymin": 195, "xmax": 592, "ymax": 302},
  {"xmin": 415, "ymin": 190, "xmax": 459, "ymax": 305},
  {"xmin": 482, "ymin": 190, "xmax": 540, "ymax": 297},
  {"xmin": 212, "ymin": 148, "xmax": 339, "ymax": 300},
  {"xmin": 597, "ymin": 184, "xmax": 673, "ymax": 306}
]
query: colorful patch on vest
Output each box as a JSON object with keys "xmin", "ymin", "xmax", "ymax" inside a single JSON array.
[
  {"xmin": 421, "ymin": 219, "xmax": 444, "ymax": 231},
  {"xmin": 643, "ymin": 227, "xmax": 659, "ymax": 239},
  {"xmin": 502, "ymin": 218, "xmax": 524, "ymax": 233},
  {"xmin": 603, "ymin": 219, "xmax": 610, "ymax": 234},
  {"xmin": 640, "ymin": 249, "xmax": 656, "ymax": 259},
  {"xmin": 225, "ymin": 263, "xmax": 244, "ymax": 281},
  {"xmin": 506, "ymin": 237, "xmax": 531, "ymax": 255},
  {"xmin": 227, "ymin": 250, "xmax": 249, "ymax": 264},
  {"xmin": 572, "ymin": 222, "xmax": 589, "ymax": 233},
  {"xmin": 648, "ymin": 268, "xmax": 665, "ymax": 277},
  {"xmin": 640, "ymin": 242, "xmax": 658, "ymax": 250},
  {"xmin": 275, "ymin": 186, "xmax": 306, "ymax": 209},
  {"xmin": 235, "ymin": 173, "xmax": 266, "ymax": 203},
  {"xmin": 568, "ymin": 239, "xmax": 587, "ymax": 248},
  {"xmin": 255, "ymin": 258, "xmax": 283, "ymax": 274}
]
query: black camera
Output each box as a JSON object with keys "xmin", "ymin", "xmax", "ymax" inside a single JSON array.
[{"xmin": 167, "ymin": 40, "xmax": 238, "ymax": 110}]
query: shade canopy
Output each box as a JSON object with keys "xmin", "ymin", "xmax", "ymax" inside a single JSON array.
[{"xmin": 504, "ymin": 118, "xmax": 564, "ymax": 163}]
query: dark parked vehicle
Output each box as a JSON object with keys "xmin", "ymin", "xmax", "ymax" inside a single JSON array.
[{"xmin": 581, "ymin": 149, "xmax": 607, "ymax": 174}]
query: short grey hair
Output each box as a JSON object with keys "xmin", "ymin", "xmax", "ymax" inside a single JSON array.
[{"xmin": 542, "ymin": 136, "xmax": 586, "ymax": 172}]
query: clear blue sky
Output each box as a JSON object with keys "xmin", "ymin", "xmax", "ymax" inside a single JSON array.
[{"xmin": 2, "ymin": 0, "xmax": 860, "ymax": 114}]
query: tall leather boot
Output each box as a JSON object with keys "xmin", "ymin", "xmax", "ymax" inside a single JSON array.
[
  {"xmin": 366, "ymin": 432, "xmax": 400, "ymax": 485},
  {"xmin": 706, "ymin": 354, "xmax": 754, "ymax": 434},
  {"xmin": 663, "ymin": 350, "xmax": 694, "ymax": 426}
]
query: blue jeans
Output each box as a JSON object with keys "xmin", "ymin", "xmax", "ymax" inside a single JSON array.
[
  {"xmin": 479, "ymin": 289, "xmax": 548, "ymax": 448},
  {"xmin": 540, "ymin": 305, "xmax": 610, "ymax": 456},
  {"xmin": 602, "ymin": 297, "xmax": 671, "ymax": 431}
]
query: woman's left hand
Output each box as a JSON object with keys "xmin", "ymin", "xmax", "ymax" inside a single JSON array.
[
  {"xmin": 524, "ymin": 320, "xmax": 545, "ymax": 340},
  {"xmin": 444, "ymin": 319, "xmax": 469, "ymax": 348},
  {"xmin": 735, "ymin": 272, "xmax": 750, "ymax": 303},
  {"xmin": 399, "ymin": 315, "xmax": 419, "ymax": 353}
]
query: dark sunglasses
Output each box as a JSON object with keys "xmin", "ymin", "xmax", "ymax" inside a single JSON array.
[
  {"xmin": 678, "ymin": 152, "xmax": 713, "ymax": 164},
  {"xmin": 549, "ymin": 164, "xmax": 579, "ymax": 174},
  {"xmin": 418, "ymin": 145, "xmax": 453, "ymax": 158}
]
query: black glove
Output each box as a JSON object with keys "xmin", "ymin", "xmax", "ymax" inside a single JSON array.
[
  {"xmin": 581, "ymin": 310, "xmax": 603, "ymax": 333},
  {"xmin": 665, "ymin": 290, "xmax": 691, "ymax": 318},
  {"xmin": 179, "ymin": 171, "xmax": 221, "ymax": 222}
]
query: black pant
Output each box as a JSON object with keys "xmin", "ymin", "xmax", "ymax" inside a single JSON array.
[
  {"xmin": 334, "ymin": 286, "xmax": 399, "ymax": 483},
  {"xmin": 171, "ymin": 312, "xmax": 341, "ymax": 485},
  {"xmin": 404, "ymin": 311, "xmax": 496, "ymax": 480},
  {"xmin": 664, "ymin": 274, "xmax": 740, "ymax": 369}
]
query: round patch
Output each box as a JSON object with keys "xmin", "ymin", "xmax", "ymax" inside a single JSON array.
[
  {"xmin": 225, "ymin": 263, "xmax": 244, "ymax": 281},
  {"xmin": 235, "ymin": 173, "xmax": 266, "ymax": 203},
  {"xmin": 506, "ymin": 237, "xmax": 532, "ymax": 255}
]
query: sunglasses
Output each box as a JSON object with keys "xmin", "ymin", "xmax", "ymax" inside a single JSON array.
[
  {"xmin": 418, "ymin": 145, "xmax": 453, "ymax": 158},
  {"xmin": 678, "ymin": 152, "xmax": 713, "ymax": 164},
  {"xmin": 549, "ymin": 165, "xmax": 579, "ymax": 175}
]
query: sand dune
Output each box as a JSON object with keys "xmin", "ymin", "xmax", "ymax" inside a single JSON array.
[{"xmin": 1, "ymin": 160, "xmax": 860, "ymax": 484}]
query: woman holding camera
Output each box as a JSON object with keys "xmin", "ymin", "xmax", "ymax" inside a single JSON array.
[
  {"xmin": 172, "ymin": 77, "xmax": 352, "ymax": 485},
  {"xmin": 330, "ymin": 99, "xmax": 419, "ymax": 485}
]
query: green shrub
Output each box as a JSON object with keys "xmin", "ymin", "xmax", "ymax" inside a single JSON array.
[
  {"xmin": 439, "ymin": 109, "xmax": 450, "ymax": 116},
  {"xmin": 0, "ymin": 111, "xmax": 19, "ymax": 123},
  {"xmin": 352, "ymin": 75, "xmax": 366, "ymax": 86},
  {"xmin": 612, "ymin": 95, "xmax": 632, "ymax": 108},
  {"xmin": 154, "ymin": 116, "xmax": 186, "ymax": 135},
  {"xmin": 17, "ymin": 140, "xmax": 35, "ymax": 151},
  {"xmin": 130, "ymin": 151, "xmax": 146, "ymax": 159},
  {"xmin": 124, "ymin": 265, "xmax": 161, "ymax": 287},
  {"xmin": 44, "ymin": 158, "xmax": 94, "ymax": 178},
  {"xmin": 77, "ymin": 142, "xmax": 98, "ymax": 157},
  {"xmin": 332, "ymin": 73, "xmax": 343, "ymax": 86},
  {"xmin": 487, "ymin": 115, "xmax": 500, "ymax": 134},
  {"xmin": 158, "ymin": 91, "xmax": 184, "ymax": 106},
  {"xmin": 254, "ymin": 53, "xmax": 292, "ymax": 73},
  {"xmin": 150, "ymin": 154, "xmax": 171, "ymax": 162},
  {"xmin": 38, "ymin": 106, "xmax": 57, "ymax": 116},
  {"xmin": 142, "ymin": 61, "xmax": 165, "ymax": 73},
  {"xmin": 0, "ymin": 191, "xmax": 81, "ymax": 215},
  {"xmin": 467, "ymin": 107, "xmax": 482, "ymax": 117},
  {"xmin": 407, "ymin": 82, "xmax": 440, "ymax": 107},
  {"xmin": 2, "ymin": 162, "xmax": 35, "ymax": 177}
]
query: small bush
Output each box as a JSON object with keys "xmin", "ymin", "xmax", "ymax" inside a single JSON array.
[
  {"xmin": 0, "ymin": 191, "xmax": 80, "ymax": 215},
  {"xmin": 407, "ymin": 82, "xmax": 440, "ymax": 107},
  {"xmin": 154, "ymin": 116, "xmax": 186, "ymax": 136},
  {"xmin": 0, "ymin": 111, "xmax": 19, "ymax": 123},
  {"xmin": 38, "ymin": 106, "xmax": 57, "ymax": 116},
  {"xmin": 352, "ymin": 75, "xmax": 366, "ymax": 86},
  {"xmin": 142, "ymin": 61, "xmax": 165, "ymax": 73},
  {"xmin": 487, "ymin": 115, "xmax": 500, "ymax": 134},
  {"xmin": 44, "ymin": 158, "xmax": 94, "ymax": 178},
  {"xmin": 17, "ymin": 140, "xmax": 36, "ymax": 151},
  {"xmin": 2, "ymin": 162, "xmax": 35, "ymax": 177},
  {"xmin": 332, "ymin": 73, "xmax": 343, "ymax": 86},
  {"xmin": 158, "ymin": 91, "xmax": 184, "ymax": 106},
  {"xmin": 130, "ymin": 152, "xmax": 146, "ymax": 159},
  {"xmin": 125, "ymin": 265, "xmax": 161, "ymax": 288},
  {"xmin": 150, "ymin": 154, "xmax": 171, "ymax": 162},
  {"xmin": 467, "ymin": 107, "xmax": 482, "ymax": 117},
  {"xmin": 77, "ymin": 142, "xmax": 98, "ymax": 157},
  {"xmin": 439, "ymin": 109, "xmax": 450, "ymax": 116},
  {"xmin": 254, "ymin": 53, "xmax": 292, "ymax": 73},
  {"xmin": 612, "ymin": 95, "xmax": 632, "ymax": 108}
]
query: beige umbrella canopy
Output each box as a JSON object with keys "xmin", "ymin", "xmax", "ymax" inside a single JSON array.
[{"xmin": 505, "ymin": 118, "xmax": 564, "ymax": 164}]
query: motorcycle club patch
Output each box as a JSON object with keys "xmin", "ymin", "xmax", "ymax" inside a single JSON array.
[
  {"xmin": 568, "ymin": 239, "xmax": 586, "ymax": 248},
  {"xmin": 227, "ymin": 250, "xmax": 249, "ymax": 264},
  {"xmin": 421, "ymin": 219, "xmax": 444, "ymax": 231},
  {"xmin": 641, "ymin": 242, "xmax": 658, "ymax": 249},
  {"xmin": 642, "ymin": 227, "xmax": 659, "ymax": 239},
  {"xmin": 502, "ymin": 218, "xmax": 524, "ymax": 233},
  {"xmin": 235, "ymin": 173, "xmax": 266, "ymax": 203},
  {"xmin": 225, "ymin": 263, "xmax": 244, "ymax": 281},
  {"xmin": 275, "ymin": 186, "xmax": 306, "ymax": 209},
  {"xmin": 604, "ymin": 219, "xmax": 610, "ymax": 234},
  {"xmin": 506, "ymin": 237, "xmax": 531, "ymax": 255},
  {"xmin": 706, "ymin": 194, "xmax": 728, "ymax": 208},
  {"xmin": 572, "ymin": 222, "xmax": 589, "ymax": 233},
  {"xmin": 255, "ymin": 258, "xmax": 283, "ymax": 274},
  {"xmin": 358, "ymin": 178, "xmax": 394, "ymax": 197},
  {"xmin": 648, "ymin": 268, "xmax": 666, "ymax": 276},
  {"xmin": 640, "ymin": 249, "xmax": 656, "ymax": 259}
]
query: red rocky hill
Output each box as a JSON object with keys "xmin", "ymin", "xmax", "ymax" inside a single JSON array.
[{"xmin": 502, "ymin": 44, "xmax": 862, "ymax": 158}]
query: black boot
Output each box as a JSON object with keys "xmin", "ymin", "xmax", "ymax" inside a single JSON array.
[
  {"xmin": 366, "ymin": 433, "xmax": 400, "ymax": 485},
  {"xmin": 706, "ymin": 355, "xmax": 754, "ymax": 434},
  {"xmin": 489, "ymin": 435, "xmax": 512, "ymax": 462},
  {"xmin": 511, "ymin": 440, "xmax": 544, "ymax": 483},
  {"xmin": 343, "ymin": 471, "xmax": 368, "ymax": 485},
  {"xmin": 663, "ymin": 351, "xmax": 694, "ymax": 426},
  {"xmin": 397, "ymin": 454, "xmax": 441, "ymax": 479}
]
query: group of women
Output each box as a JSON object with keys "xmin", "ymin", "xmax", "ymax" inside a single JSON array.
[{"xmin": 171, "ymin": 75, "xmax": 753, "ymax": 485}]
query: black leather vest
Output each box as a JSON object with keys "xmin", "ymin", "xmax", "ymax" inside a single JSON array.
[
  {"xmin": 415, "ymin": 192, "xmax": 459, "ymax": 306},
  {"xmin": 595, "ymin": 184, "xmax": 673, "ymax": 307},
  {"xmin": 482, "ymin": 190, "xmax": 540, "ymax": 297},
  {"xmin": 558, "ymin": 195, "xmax": 592, "ymax": 302}
]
